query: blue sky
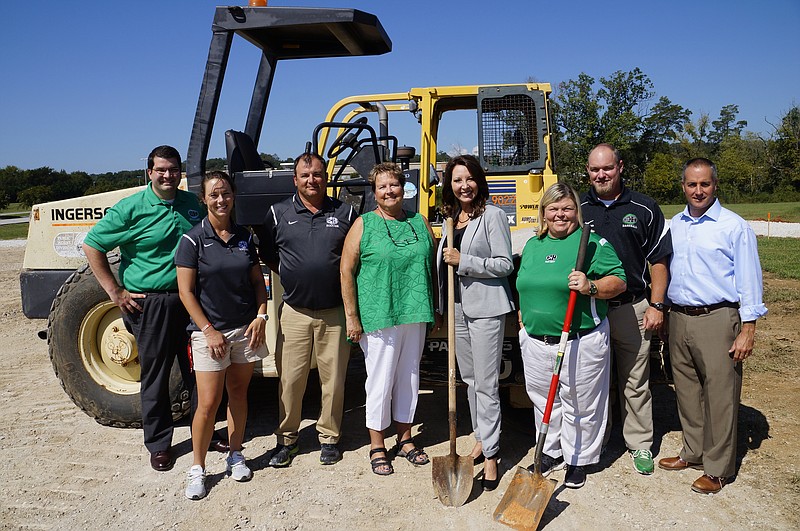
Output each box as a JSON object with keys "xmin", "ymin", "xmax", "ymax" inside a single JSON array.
[{"xmin": 1, "ymin": 0, "xmax": 798, "ymax": 174}]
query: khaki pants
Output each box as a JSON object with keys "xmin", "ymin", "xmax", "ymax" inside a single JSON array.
[
  {"xmin": 669, "ymin": 307, "xmax": 742, "ymax": 478},
  {"xmin": 275, "ymin": 302, "xmax": 350, "ymax": 445},
  {"xmin": 607, "ymin": 298, "xmax": 654, "ymax": 451}
]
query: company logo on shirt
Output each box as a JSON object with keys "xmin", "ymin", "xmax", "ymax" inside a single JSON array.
[
  {"xmin": 326, "ymin": 216, "xmax": 340, "ymax": 227},
  {"xmin": 622, "ymin": 214, "xmax": 638, "ymax": 229},
  {"xmin": 238, "ymin": 241, "xmax": 248, "ymax": 251},
  {"xmin": 188, "ymin": 209, "xmax": 201, "ymax": 220},
  {"xmin": 545, "ymin": 254, "xmax": 557, "ymax": 263}
]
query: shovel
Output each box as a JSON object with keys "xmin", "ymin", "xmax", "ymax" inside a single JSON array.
[
  {"xmin": 432, "ymin": 217, "xmax": 474, "ymax": 507},
  {"xmin": 494, "ymin": 224, "xmax": 591, "ymax": 530}
]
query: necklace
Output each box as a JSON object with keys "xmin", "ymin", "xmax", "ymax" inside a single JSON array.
[
  {"xmin": 457, "ymin": 210, "xmax": 474, "ymax": 224},
  {"xmin": 378, "ymin": 209, "xmax": 419, "ymax": 247}
]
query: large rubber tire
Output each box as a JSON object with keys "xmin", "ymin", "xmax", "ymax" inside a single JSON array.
[{"xmin": 48, "ymin": 256, "xmax": 190, "ymax": 428}]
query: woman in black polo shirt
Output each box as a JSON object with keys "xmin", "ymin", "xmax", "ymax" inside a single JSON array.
[{"xmin": 175, "ymin": 171, "xmax": 268, "ymax": 500}]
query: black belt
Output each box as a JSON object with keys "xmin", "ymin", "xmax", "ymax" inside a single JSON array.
[
  {"xmin": 670, "ymin": 301, "xmax": 739, "ymax": 316},
  {"xmin": 142, "ymin": 289, "xmax": 179, "ymax": 295},
  {"xmin": 608, "ymin": 292, "xmax": 645, "ymax": 308},
  {"xmin": 529, "ymin": 332, "xmax": 579, "ymax": 345}
]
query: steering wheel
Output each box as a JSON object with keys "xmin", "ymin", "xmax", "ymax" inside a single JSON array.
[{"xmin": 327, "ymin": 117, "xmax": 369, "ymax": 159}]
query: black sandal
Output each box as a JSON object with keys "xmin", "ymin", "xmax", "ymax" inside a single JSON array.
[
  {"xmin": 369, "ymin": 447, "xmax": 393, "ymax": 476},
  {"xmin": 395, "ymin": 438, "xmax": 430, "ymax": 465}
]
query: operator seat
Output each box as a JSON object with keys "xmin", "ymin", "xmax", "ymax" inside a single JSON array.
[
  {"xmin": 224, "ymin": 129, "xmax": 294, "ymax": 226},
  {"xmin": 225, "ymin": 130, "xmax": 265, "ymax": 173}
]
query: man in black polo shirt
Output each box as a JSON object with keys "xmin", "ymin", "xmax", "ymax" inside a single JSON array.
[
  {"xmin": 580, "ymin": 143, "xmax": 672, "ymax": 476},
  {"xmin": 258, "ymin": 152, "xmax": 356, "ymax": 466}
]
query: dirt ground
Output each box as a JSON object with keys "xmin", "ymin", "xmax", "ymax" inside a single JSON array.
[{"xmin": 2, "ymin": 243, "xmax": 799, "ymax": 530}]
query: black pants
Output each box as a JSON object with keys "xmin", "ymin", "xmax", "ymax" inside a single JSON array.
[{"xmin": 123, "ymin": 292, "xmax": 192, "ymax": 453}]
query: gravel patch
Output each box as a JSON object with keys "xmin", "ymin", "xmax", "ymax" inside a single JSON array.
[{"xmin": 748, "ymin": 221, "xmax": 800, "ymax": 238}]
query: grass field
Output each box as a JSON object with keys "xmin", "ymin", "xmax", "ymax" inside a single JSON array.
[
  {"xmin": 0, "ymin": 224, "xmax": 28, "ymax": 240},
  {"xmin": 661, "ymin": 202, "xmax": 800, "ymax": 222},
  {"xmin": 757, "ymin": 237, "xmax": 800, "ymax": 280},
  {"xmin": 0, "ymin": 203, "xmax": 26, "ymax": 215}
]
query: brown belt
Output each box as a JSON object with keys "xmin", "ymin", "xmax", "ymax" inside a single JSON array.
[{"xmin": 670, "ymin": 301, "xmax": 739, "ymax": 316}]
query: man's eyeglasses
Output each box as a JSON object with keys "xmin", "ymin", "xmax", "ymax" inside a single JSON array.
[{"xmin": 151, "ymin": 168, "xmax": 181, "ymax": 176}]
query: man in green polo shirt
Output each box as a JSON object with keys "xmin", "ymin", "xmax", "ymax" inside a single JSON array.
[{"xmin": 82, "ymin": 145, "xmax": 207, "ymax": 471}]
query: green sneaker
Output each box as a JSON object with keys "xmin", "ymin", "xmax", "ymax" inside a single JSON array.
[{"xmin": 631, "ymin": 449, "xmax": 655, "ymax": 475}]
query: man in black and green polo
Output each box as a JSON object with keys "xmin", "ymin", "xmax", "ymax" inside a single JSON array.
[
  {"xmin": 82, "ymin": 145, "xmax": 207, "ymax": 471},
  {"xmin": 580, "ymin": 143, "xmax": 672, "ymax": 476}
]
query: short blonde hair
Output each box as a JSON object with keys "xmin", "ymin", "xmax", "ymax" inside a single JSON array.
[{"xmin": 538, "ymin": 182, "xmax": 583, "ymax": 238}]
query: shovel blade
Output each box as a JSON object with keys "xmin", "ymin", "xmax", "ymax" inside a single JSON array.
[
  {"xmin": 431, "ymin": 454, "xmax": 474, "ymax": 507},
  {"xmin": 493, "ymin": 466, "xmax": 557, "ymax": 530}
]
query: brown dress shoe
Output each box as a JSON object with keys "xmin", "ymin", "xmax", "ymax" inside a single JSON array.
[
  {"xmin": 150, "ymin": 450, "xmax": 174, "ymax": 472},
  {"xmin": 692, "ymin": 474, "xmax": 726, "ymax": 494},
  {"xmin": 209, "ymin": 439, "xmax": 230, "ymax": 453},
  {"xmin": 657, "ymin": 456, "xmax": 703, "ymax": 471}
]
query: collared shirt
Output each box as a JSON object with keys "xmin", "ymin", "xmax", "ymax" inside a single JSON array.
[
  {"xmin": 668, "ymin": 199, "xmax": 767, "ymax": 322},
  {"xmin": 83, "ymin": 184, "xmax": 204, "ymax": 292},
  {"xmin": 581, "ymin": 185, "xmax": 672, "ymax": 301},
  {"xmin": 174, "ymin": 218, "xmax": 259, "ymax": 331},
  {"xmin": 258, "ymin": 193, "xmax": 355, "ymax": 310}
]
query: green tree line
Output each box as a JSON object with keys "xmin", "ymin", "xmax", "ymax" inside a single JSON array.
[
  {"xmin": 549, "ymin": 67, "xmax": 800, "ymax": 203},
  {"xmin": 0, "ymin": 154, "xmax": 286, "ymax": 210}
]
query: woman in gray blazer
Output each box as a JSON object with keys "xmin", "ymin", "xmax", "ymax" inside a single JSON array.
[{"xmin": 436, "ymin": 155, "xmax": 514, "ymax": 491}]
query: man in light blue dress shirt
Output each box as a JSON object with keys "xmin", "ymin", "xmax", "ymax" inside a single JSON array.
[{"xmin": 657, "ymin": 158, "xmax": 767, "ymax": 494}]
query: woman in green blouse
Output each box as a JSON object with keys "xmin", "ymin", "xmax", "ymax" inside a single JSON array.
[{"xmin": 340, "ymin": 162, "xmax": 439, "ymax": 476}]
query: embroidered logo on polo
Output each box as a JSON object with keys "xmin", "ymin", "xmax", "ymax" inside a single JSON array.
[
  {"xmin": 545, "ymin": 254, "xmax": 557, "ymax": 263},
  {"xmin": 622, "ymin": 214, "xmax": 638, "ymax": 229},
  {"xmin": 326, "ymin": 216, "xmax": 339, "ymax": 227},
  {"xmin": 188, "ymin": 209, "xmax": 201, "ymax": 220},
  {"xmin": 238, "ymin": 241, "xmax": 248, "ymax": 251}
]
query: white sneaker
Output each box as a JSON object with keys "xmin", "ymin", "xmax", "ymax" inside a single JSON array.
[
  {"xmin": 185, "ymin": 465, "xmax": 207, "ymax": 500},
  {"xmin": 226, "ymin": 450, "xmax": 252, "ymax": 482}
]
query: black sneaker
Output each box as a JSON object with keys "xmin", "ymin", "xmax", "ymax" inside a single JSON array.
[
  {"xmin": 564, "ymin": 465, "xmax": 586, "ymax": 488},
  {"xmin": 527, "ymin": 454, "xmax": 564, "ymax": 477},
  {"xmin": 319, "ymin": 443, "xmax": 342, "ymax": 465},
  {"xmin": 268, "ymin": 443, "xmax": 299, "ymax": 467}
]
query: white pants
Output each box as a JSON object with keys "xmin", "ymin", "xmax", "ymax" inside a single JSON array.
[
  {"xmin": 360, "ymin": 323, "xmax": 426, "ymax": 431},
  {"xmin": 519, "ymin": 319, "xmax": 611, "ymax": 466}
]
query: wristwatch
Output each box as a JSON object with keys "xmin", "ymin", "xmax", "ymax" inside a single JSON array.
[
  {"xmin": 257, "ymin": 313, "xmax": 268, "ymax": 322},
  {"xmin": 588, "ymin": 282, "xmax": 598, "ymax": 296},
  {"xmin": 650, "ymin": 302, "xmax": 666, "ymax": 312}
]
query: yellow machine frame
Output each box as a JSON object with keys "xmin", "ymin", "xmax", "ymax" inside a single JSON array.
[{"xmin": 317, "ymin": 83, "xmax": 559, "ymax": 237}]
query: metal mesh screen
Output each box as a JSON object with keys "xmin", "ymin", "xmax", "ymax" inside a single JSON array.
[{"xmin": 480, "ymin": 94, "xmax": 540, "ymax": 168}]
